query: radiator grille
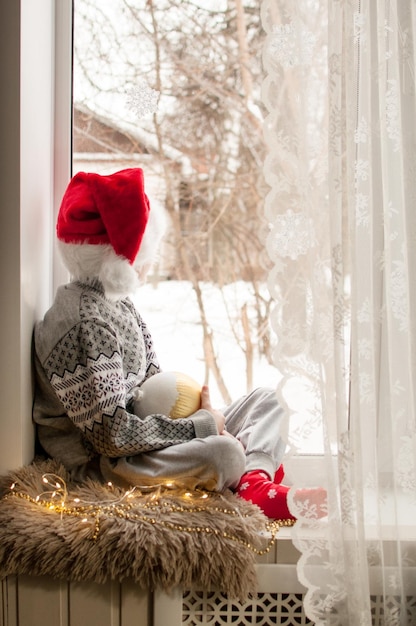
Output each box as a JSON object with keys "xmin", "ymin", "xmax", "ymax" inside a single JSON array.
[
  {"xmin": 182, "ymin": 590, "xmax": 313, "ymax": 625},
  {"xmin": 182, "ymin": 591, "xmax": 416, "ymax": 625},
  {"xmin": 370, "ymin": 595, "xmax": 416, "ymax": 625}
]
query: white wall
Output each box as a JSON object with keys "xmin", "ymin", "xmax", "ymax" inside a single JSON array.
[{"xmin": 0, "ymin": 1, "xmax": 72, "ymax": 473}]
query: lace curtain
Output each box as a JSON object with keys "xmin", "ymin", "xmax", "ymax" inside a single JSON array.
[{"xmin": 261, "ymin": 1, "xmax": 416, "ymax": 624}]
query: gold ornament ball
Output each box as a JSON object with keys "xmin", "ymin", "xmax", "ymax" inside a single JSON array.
[{"xmin": 133, "ymin": 371, "xmax": 202, "ymax": 419}]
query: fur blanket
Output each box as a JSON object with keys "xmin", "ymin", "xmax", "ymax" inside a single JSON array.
[{"xmin": 0, "ymin": 459, "xmax": 278, "ymax": 600}]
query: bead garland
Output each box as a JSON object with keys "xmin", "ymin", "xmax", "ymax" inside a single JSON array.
[{"xmin": 4, "ymin": 474, "xmax": 294, "ymax": 554}]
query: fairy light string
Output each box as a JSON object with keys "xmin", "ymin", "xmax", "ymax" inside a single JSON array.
[{"xmin": 5, "ymin": 474, "xmax": 294, "ymax": 554}]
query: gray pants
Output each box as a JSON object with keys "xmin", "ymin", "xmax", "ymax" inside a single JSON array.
[{"xmin": 100, "ymin": 387, "xmax": 285, "ymax": 491}]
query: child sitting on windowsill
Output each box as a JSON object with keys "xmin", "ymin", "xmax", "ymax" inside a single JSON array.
[{"xmin": 32, "ymin": 168, "xmax": 326, "ymax": 521}]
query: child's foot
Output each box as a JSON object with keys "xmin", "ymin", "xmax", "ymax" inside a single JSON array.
[
  {"xmin": 236, "ymin": 469, "xmax": 327, "ymax": 521},
  {"xmin": 236, "ymin": 470, "xmax": 295, "ymax": 520}
]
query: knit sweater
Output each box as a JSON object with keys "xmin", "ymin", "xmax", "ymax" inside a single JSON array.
[{"xmin": 33, "ymin": 280, "xmax": 217, "ymax": 475}]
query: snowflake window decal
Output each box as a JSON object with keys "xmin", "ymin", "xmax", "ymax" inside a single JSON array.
[
  {"xmin": 269, "ymin": 19, "xmax": 316, "ymax": 70},
  {"xmin": 268, "ymin": 209, "xmax": 314, "ymax": 260},
  {"xmin": 126, "ymin": 81, "xmax": 160, "ymax": 119}
]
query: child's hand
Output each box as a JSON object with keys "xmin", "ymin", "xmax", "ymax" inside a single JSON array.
[{"xmin": 200, "ymin": 385, "xmax": 225, "ymax": 434}]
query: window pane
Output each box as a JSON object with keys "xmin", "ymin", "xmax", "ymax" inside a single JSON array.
[{"xmin": 72, "ymin": 0, "xmax": 280, "ymax": 411}]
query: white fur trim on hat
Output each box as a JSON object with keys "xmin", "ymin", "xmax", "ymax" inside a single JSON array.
[{"xmin": 57, "ymin": 241, "xmax": 140, "ymax": 301}]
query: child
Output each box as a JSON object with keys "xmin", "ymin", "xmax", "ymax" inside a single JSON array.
[{"xmin": 33, "ymin": 168, "xmax": 322, "ymax": 520}]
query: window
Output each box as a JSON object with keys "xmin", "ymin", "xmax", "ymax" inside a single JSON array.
[{"xmin": 72, "ymin": 0, "xmax": 283, "ymax": 413}]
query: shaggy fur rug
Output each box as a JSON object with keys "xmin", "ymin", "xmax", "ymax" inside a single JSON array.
[{"xmin": 0, "ymin": 459, "xmax": 278, "ymax": 600}]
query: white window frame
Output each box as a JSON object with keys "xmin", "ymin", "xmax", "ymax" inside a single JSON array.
[{"xmin": 0, "ymin": 0, "xmax": 72, "ymax": 473}]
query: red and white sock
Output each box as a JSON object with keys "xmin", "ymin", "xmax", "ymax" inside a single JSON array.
[
  {"xmin": 236, "ymin": 467, "xmax": 327, "ymax": 521},
  {"xmin": 235, "ymin": 469, "xmax": 295, "ymax": 520}
]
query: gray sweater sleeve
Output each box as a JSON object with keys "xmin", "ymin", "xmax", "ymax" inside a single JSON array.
[{"xmin": 42, "ymin": 320, "xmax": 218, "ymax": 458}]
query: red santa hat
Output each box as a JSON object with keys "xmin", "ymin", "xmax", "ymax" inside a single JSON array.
[{"xmin": 56, "ymin": 168, "xmax": 150, "ymax": 264}]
